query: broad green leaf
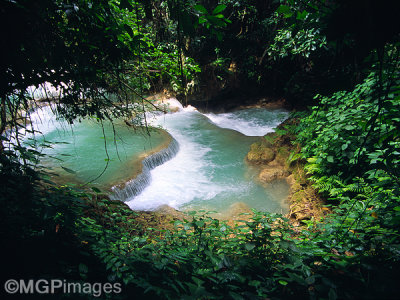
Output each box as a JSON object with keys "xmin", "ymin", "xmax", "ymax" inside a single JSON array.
[
  {"xmin": 207, "ymin": 15, "xmax": 227, "ymax": 27},
  {"xmin": 194, "ymin": 4, "xmax": 208, "ymax": 14},
  {"xmin": 212, "ymin": 4, "xmax": 226, "ymax": 15},
  {"xmin": 276, "ymin": 5, "xmax": 293, "ymax": 18},
  {"xmin": 192, "ymin": 276, "xmax": 204, "ymax": 286},
  {"xmin": 278, "ymin": 280, "xmax": 288, "ymax": 286},
  {"xmin": 198, "ymin": 16, "xmax": 207, "ymax": 24},
  {"xmin": 276, "ymin": 5, "xmax": 291, "ymax": 14},
  {"xmin": 296, "ymin": 10, "xmax": 308, "ymax": 20},
  {"xmin": 195, "ymin": 220, "xmax": 205, "ymax": 227}
]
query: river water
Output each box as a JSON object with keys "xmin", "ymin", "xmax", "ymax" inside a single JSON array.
[{"xmin": 24, "ymin": 102, "xmax": 290, "ymax": 215}]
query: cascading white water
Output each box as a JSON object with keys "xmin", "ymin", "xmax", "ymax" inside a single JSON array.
[
  {"xmin": 125, "ymin": 107, "xmax": 290, "ymax": 214},
  {"xmin": 22, "ymin": 102, "xmax": 291, "ymax": 215},
  {"xmin": 111, "ymin": 137, "xmax": 179, "ymax": 200},
  {"xmin": 205, "ymin": 107, "xmax": 288, "ymax": 136}
]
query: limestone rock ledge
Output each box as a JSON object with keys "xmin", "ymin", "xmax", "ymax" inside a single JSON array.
[
  {"xmin": 246, "ymin": 142, "xmax": 275, "ymax": 164},
  {"xmin": 258, "ymin": 160, "xmax": 290, "ymax": 183},
  {"xmin": 245, "ymin": 119, "xmax": 327, "ymax": 223}
]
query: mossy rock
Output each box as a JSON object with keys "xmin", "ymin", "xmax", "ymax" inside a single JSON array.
[
  {"xmin": 292, "ymin": 168, "xmax": 308, "ymax": 186},
  {"xmin": 289, "ymin": 201, "xmax": 311, "ymax": 221},
  {"xmin": 292, "ymin": 190, "xmax": 307, "ymax": 203},
  {"xmin": 262, "ymin": 133, "xmax": 277, "ymax": 147},
  {"xmin": 259, "ymin": 167, "xmax": 289, "ymax": 183},
  {"xmin": 246, "ymin": 142, "xmax": 275, "ymax": 164},
  {"xmin": 276, "ymin": 147, "xmax": 291, "ymax": 167}
]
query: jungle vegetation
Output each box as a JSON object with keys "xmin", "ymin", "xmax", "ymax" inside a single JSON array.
[{"xmin": 1, "ymin": 0, "xmax": 399, "ymax": 299}]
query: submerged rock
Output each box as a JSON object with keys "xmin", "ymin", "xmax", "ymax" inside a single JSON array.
[
  {"xmin": 217, "ymin": 202, "xmax": 253, "ymax": 222},
  {"xmin": 227, "ymin": 202, "xmax": 252, "ymax": 218},
  {"xmin": 155, "ymin": 204, "xmax": 186, "ymax": 220},
  {"xmin": 259, "ymin": 166, "xmax": 289, "ymax": 183}
]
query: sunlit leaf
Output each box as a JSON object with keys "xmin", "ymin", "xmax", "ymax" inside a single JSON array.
[{"xmin": 278, "ymin": 280, "xmax": 288, "ymax": 286}]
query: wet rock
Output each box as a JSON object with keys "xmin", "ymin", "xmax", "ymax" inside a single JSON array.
[
  {"xmin": 221, "ymin": 202, "xmax": 254, "ymax": 226},
  {"xmin": 155, "ymin": 204, "xmax": 186, "ymax": 220},
  {"xmin": 259, "ymin": 167, "xmax": 289, "ymax": 183},
  {"xmin": 285, "ymin": 174, "xmax": 297, "ymax": 189},
  {"xmin": 226, "ymin": 202, "xmax": 252, "ymax": 218},
  {"xmin": 246, "ymin": 142, "xmax": 275, "ymax": 164}
]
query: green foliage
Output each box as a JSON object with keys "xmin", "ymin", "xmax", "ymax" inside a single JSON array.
[
  {"xmin": 142, "ymin": 44, "xmax": 201, "ymax": 93},
  {"xmin": 298, "ymin": 67, "xmax": 400, "ymax": 182},
  {"xmin": 0, "ymin": 0, "xmax": 144, "ymax": 122},
  {"xmin": 73, "ymin": 202, "xmax": 400, "ymax": 299},
  {"xmin": 77, "ymin": 210, "xmax": 298, "ymax": 298},
  {"xmin": 1, "ymin": 1, "xmax": 400, "ymax": 299},
  {"xmin": 268, "ymin": 28, "xmax": 327, "ymax": 59},
  {"xmin": 291, "ymin": 51, "xmax": 400, "ymax": 299},
  {"xmin": 194, "ymin": 3, "xmax": 231, "ymax": 40}
]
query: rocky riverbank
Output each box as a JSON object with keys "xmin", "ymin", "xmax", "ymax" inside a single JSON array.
[
  {"xmin": 245, "ymin": 118, "xmax": 327, "ymax": 225},
  {"xmin": 105, "ymin": 95, "xmax": 325, "ymax": 228}
]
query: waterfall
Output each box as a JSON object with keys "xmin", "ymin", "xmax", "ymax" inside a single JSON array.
[
  {"xmin": 125, "ymin": 108, "xmax": 290, "ymax": 212},
  {"xmin": 23, "ymin": 105, "xmax": 290, "ymax": 214},
  {"xmin": 110, "ymin": 137, "xmax": 180, "ymax": 201}
]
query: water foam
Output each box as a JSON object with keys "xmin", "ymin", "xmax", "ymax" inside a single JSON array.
[
  {"xmin": 126, "ymin": 110, "xmax": 223, "ymax": 210},
  {"xmin": 126, "ymin": 129, "xmax": 221, "ymax": 210},
  {"xmin": 205, "ymin": 108, "xmax": 289, "ymax": 136},
  {"xmin": 23, "ymin": 105, "xmax": 290, "ymax": 213},
  {"xmin": 111, "ymin": 137, "xmax": 179, "ymax": 201},
  {"xmin": 125, "ymin": 108, "xmax": 290, "ymax": 212}
]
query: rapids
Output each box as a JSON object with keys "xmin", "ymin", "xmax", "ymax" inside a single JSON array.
[
  {"xmin": 125, "ymin": 106, "xmax": 290, "ymax": 214},
  {"xmin": 22, "ymin": 102, "xmax": 290, "ymax": 215}
]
